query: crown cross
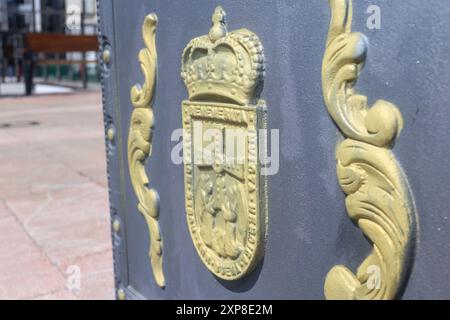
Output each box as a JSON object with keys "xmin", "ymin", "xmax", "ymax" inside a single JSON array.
[{"xmin": 209, "ymin": 6, "xmax": 228, "ymax": 42}]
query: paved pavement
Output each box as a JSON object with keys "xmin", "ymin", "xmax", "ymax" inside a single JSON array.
[
  {"xmin": 0, "ymin": 91, "xmax": 114, "ymax": 300},
  {"xmin": 0, "ymin": 82, "xmax": 74, "ymax": 96}
]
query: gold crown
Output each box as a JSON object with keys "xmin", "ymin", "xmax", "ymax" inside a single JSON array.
[{"xmin": 181, "ymin": 7, "xmax": 265, "ymax": 105}]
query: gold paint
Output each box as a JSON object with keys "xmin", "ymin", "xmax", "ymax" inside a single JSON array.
[
  {"xmin": 181, "ymin": 7, "xmax": 267, "ymax": 280},
  {"xmin": 322, "ymin": 0, "xmax": 417, "ymax": 300},
  {"xmin": 112, "ymin": 219, "xmax": 120, "ymax": 233},
  {"xmin": 128, "ymin": 13, "xmax": 165, "ymax": 288},
  {"xmin": 107, "ymin": 127, "xmax": 115, "ymax": 142},
  {"xmin": 117, "ymin": 288, "xmax": 126, "ymax": 300}
]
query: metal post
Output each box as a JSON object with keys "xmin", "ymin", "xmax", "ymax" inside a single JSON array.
[
  {"xmin": 81, "ymin": 0, "xmax": 87, "ymax": 89},
  {"xmin": 31, "ymin": 0, "xmax": 36, "ymax": 32},
  {"xmin": 56, "ymin": 53, "xmax": 61, "ymax": 82},
  {"xmin": 13, "ymin": 36, "xmax": 20, "ymax": 82},
  {"xmin": 24, "ymin": 48, "xmax": 34, "ymax": 96},
  {"xmin": 43, "ymin": 62, "xmax": 48, "ymax": 81},
  {"xmin": 0, "ymin": 35, "xmax": 4, "ymax": 83}
]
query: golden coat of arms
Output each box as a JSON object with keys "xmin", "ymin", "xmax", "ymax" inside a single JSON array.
[{"xmin": 181, "ymin": 7, "xmax": 267, "ymax": 280}]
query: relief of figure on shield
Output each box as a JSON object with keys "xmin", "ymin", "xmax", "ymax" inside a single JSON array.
[{"xmin": 197, "ymin": 166, "xmax": 245, "ymax": 260}]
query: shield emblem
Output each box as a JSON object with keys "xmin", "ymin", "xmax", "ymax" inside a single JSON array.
[{"xmin": 181, "ymin": 7, "xmax": 268, "ymax": 280}]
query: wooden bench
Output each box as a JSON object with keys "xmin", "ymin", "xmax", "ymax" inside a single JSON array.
[{"xmin": 23, "ymin": 33, "xmax": 99, "ymax": 95}]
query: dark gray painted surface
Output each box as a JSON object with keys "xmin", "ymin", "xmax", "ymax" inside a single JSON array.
[{"xmin": 98, "ymin": 0, "xmax": 450, "ymax": 299}]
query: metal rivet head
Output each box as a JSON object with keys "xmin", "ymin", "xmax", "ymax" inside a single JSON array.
[
  {"xmin": 113, "ymin": 219, "xmax": 120, "ymax": 233},
  {"xmin": 117, "ymin": 288, "xmax": 126, "ymax": 300},
  {"xmin": 107, "ymin": 128, "xmax": 115, "ymax": 142},
  {"xmin": 103, "ymin": 49, "xmax": 111, "ymax": 64}
]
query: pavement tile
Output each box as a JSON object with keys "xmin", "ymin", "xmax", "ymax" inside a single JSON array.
[
  {"xmin": 0, "ymin": 137, "xmax": 91, "ymax": 201},
  {"xmin": 0, "ymin": 159, "xmax": 90, "ymax": 200},
  {"xmin": 33, "ymin": 289, "xmax": 78, "ymax": 300},
  {"xmin": 78, "ymin": 166, "xmax": 109, "ymax": 188},
  {"xmin": 0, "ymin": 217, "xmax": 67, "ymax": 300},
  {"xmin": 0, "ymin": 90, "xmax": 114, "ymax": 300},
  {"xmin": 0, "ymin": 200, "xmax": 11, "ymax": 220},
  {"xmin": 6, "ymin": 182, "xmax": 111, "ymax": 265},
  {"xmin": 0, "ymin": 130, "xmax": 19, "ymax": 147},
  {"xmin": 34, "ymin": 137, "xmax": 108, "ymax": 187},
  {"xmin": 1, "ymin": 91, "xmax": 101, "ymax": 110},
  {"xmin": 59, "ymin": 250, "xmax": 115, "ymax": 300},
  {"xmin": 76, "ymin": 268, "xmax": 115, "ymax": 300}
]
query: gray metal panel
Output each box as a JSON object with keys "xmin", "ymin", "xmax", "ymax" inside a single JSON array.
[{"xmin": 98, "ymin": 0, "xmax": 450, "ymax": 299}]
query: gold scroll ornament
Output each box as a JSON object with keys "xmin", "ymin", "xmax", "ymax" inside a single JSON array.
[
  {"xmin": 322, "ymin": 0, "xmax": 417, "ymax": 300},
  {"xmin": 181, "ymin": 7, "xmax": 267, "ymax": 280},
  {"xmin": 128, "ymin": 14, "xmax": 165, "ymax": 288}
]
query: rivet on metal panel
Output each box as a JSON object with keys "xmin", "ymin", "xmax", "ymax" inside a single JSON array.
[
  {"xmin": 117, "ymin": 288, "xmax": 126, "ymax": 300},
  {"xmin": 112, "ymin": 219, "xmax": 120, "ymax": 233},
  {"xmin": 107, "ymin": 127, "xmax": 115, "ymax": 142},
  {"xmin": 102, "ymin": 49, "xmax": 111, "ymax": 64}
]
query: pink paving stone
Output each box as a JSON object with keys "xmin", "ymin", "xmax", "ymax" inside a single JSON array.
[
  {"xmin": 76, "ymin": 268, "xmax": 115, "ymax": 300},
  {"xmin": 1, "ymin": 91, "xmax": 101, "ymax": 110},
  {"xmin": 0, "ymin": 200, "xmax": 12, "ymax": 220},
  {"xmin": 78, "ymin": 166, "xmax": 109, "ymax": 188},
  {"xmin": 6, "ymin": 182, "xmax": 112, "ymax": 265},
  {"xmin": 38, "ymin": 137, "xmax": 107, "ymax": 163},
  {"xmin": 58, "ymin": 250, "xmax": 115, "ymax": 300},
  {"xmin": 7, "ymin": 125, "xmax": 104, "ymax": 144},
  {"xmin": 0, "ymin": 130, "xmax": 19, "ymax": 147},
  {"xmin": 32, "ymin": 137, "xmax": 108, "ymax": 187},
  {"xmin": 0, "ymin": 160, "xmax": 91, "ymax": 200},
  {"xmin": 33, "ymin": 289, "xmax": 78, "ymax": 300},
  {"xmin": 0, "ymin": 217, "xmax": 67, "ymax": 299},
  {"xmin": 0, "ymin": 137, "xmax": 92, "ymax": 201},
  {"xmin": 2, "ymin": 97, "xmax": 105, "ymax": 146},
  {"xmin": 0, "ymin": 90, "xmax": 114, "ymax": 299}
]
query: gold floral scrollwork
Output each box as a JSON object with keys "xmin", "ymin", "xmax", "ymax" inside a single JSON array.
[
  {"xmin": 128, "ymin": 13, "xmax": 165, "ymax": 288},
  {"xmin": 322, "ymin": 0, "xmax": 417, "ymax": 300}
]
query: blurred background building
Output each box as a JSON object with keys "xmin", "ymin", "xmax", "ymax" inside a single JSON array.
[{"xmin": 0, "ymin": 0, "xmax": 98, "ymax": 96}]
